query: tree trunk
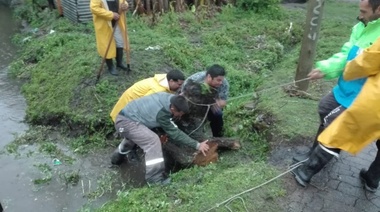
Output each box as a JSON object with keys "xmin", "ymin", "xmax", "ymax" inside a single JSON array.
[{"xmin": 146, "ymin": 0, "xmax": 151, "ymax": 14}]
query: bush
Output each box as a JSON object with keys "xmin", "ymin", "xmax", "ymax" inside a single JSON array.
[{"xmin": 235, "ymin": 0, "xmax": 281, "ymax": 12}]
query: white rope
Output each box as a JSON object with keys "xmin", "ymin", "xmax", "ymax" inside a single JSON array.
[
  {"xmin": 185, "ymin": 77, "xmax": 312, "ymax": 137},
  {"xmin": 203, "ymin": 163, "xmax": 302, "ymax": 212},
  {"xmin": 187, "ymin": 77, "xmax": 312, "ymax": 108},
  {"xmin": 188, "ymin": 105, "xmax": 211, "ymax": 136}
]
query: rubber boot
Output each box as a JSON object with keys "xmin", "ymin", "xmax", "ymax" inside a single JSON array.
[
  {"xmin": 111, "ymin": 138, "xmax": 139, "ymax": 165},
  {"xmin": 116, "ymin": 48, "xmax": 128, "ymax": 71},
  {"xmin": 293, "ymin": 125, "xmax": 324, "ymax": 163},
  {"xmin": 360, "ymin": 142, "xmax": 380, "ymax": 192},
  {"xmin": 292, "ymin": 144, "xmax": 335, "ymax": 187},
  {"xmin": 106, "ymin": 59, "xmax": 118, "ymax": 76}
]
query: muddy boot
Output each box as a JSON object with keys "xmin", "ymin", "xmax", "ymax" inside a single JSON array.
[
  {"xmin": 360, "ymin": 147, "xmax": 380, "ymax": 192},
  {"xmin": 292, "ymin": 144, "xmax": 336, "ymax": 187},
  {"xmin": 292, "ymin": 140, "xmax": 319, "ymax": 163},
  {"xmin": 116, "ymin": 48, "xmax": 128, "ymax": 71},
  {"xmin": 293, "ymin": 125, "xmax": 324, "ymax": 163},
  {"xmin": 106, "ymin": 59, "xmax": 118, "ymax": 76},
  {"xmin": 111, "ymin": 138, "xmax": 137, "ymax": 165}
]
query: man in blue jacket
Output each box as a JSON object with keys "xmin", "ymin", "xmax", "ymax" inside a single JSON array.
[{"xmin": 292, "ymin": 0, "xmax": 380, "ymax": 189}]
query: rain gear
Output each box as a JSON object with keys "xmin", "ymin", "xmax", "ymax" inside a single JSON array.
[
  {"xmin": 90, "ymin": 0, "xmax": 128, "ymax": 59},
  {"xmin": 316, "ymin": 19, "xmax": 380, "ymax": 108},
  {"xmin": 110, "ymin": 74, "xmax": 172, "ymax": 122},
  {"xmin": 319, "ymin": 37, "xmax": 380, "ymax": 154}
]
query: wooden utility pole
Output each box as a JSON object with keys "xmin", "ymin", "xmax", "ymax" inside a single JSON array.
[{"xmin": 294, "ymin": 0, "xmax": 325, "ymax": 91}]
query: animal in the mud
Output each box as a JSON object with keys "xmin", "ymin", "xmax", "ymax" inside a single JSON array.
[
  {"xmin": 113, "ymin": 80, "xmax": 240, "ymax": 172},
  {"xmin": 163, "ymin": 79, "xmax": 240, "ymax": 169}
]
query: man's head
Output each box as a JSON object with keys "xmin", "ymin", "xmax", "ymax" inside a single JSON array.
[
  {"xmin": 169, "ymin": 95, "xmax": 189, "ymax": 118},
  {"xmin": 358, "ymin": 0, "xmax": 380, "ymax": 25},
  {"xmin": 167, "ymin": 69, "xmax": 185, "ymax": 92},
  {"xmin": 205, "ymin": 64, "xmax": 226, "ymax": 88}
]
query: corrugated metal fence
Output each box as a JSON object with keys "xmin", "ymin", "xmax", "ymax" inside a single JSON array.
[{"xmin": 61, "ymin": 0, "xmax": 93, "ymax": 23}]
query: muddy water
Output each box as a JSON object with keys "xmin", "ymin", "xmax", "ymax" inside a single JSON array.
[{"xmin": 0, "ymin": 6, "xmax": 145, "ymax": 212}]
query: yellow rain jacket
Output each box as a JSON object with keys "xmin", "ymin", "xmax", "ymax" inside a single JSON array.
[
  {"xmin": 90, "ymin": 0, "xmax": 128, "ymax": 59},
  {"xmin": 110, "ymin": 74, "xmax": 173, "ymax": 122},
  {"xmin": 319, "ymin": 38, "xmax": 380, "ymax": 154}
]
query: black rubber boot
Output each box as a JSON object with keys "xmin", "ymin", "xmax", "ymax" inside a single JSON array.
[
  {"xmin": 110, "ymin": 139, "xmax": 139, "ymax": 165},
  {"xmin": 292, "ymin": 144, "xmax": 336, "ymax": 187},
  {"xmin": 116, "ymin": 48, "xmax": 128, "ymax": 71},
  {"xmin": 360, "ymin": 141, "xmax": 380, "ymax": 192},
  {"xmin": 106, "ymin": 59, "xmax": 118, "ymax": 76},
  {"xmin": 293, "ymin": 125, "xmax": 324, "ymax": 163}
]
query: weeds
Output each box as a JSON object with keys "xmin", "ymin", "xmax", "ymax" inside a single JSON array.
[{"xmin": 33, "ymin": 163, "xmax": 53, "ymax": 184}]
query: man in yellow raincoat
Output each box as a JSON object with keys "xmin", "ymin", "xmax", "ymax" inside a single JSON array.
[
  {"xmin": 90, "ymin": 0, "xmax": 129, "ymax": 76},
  {"xmin": 316, "ymin": 38, "xmax": 380, "ymax": 192},
  {"xmin": 110, "ymin": 69, "xmax": 185, "ymax": 165},
  {"xmin": 292, "ymin": 0, "xmax": 380, "ymax": 189}
]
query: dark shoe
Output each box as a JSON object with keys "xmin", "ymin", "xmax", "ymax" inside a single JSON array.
[
  {"xmin": 106, "ymin": 59, "xmax": 118, "ymax": 76},
  {"xmin": 292, "ymin": 151, "xmax": 311, "ymax": 163},
  {"xmin": 111, "ymin": 139, "xmax": 138, "ymax": 165},
  {"xmin": 126, "ymin": 150, "xmax": 140, "ymax": 164},
  {"xmin": 360, "ymin": 169, "xmax": 378, "ymax": 193},
  {"xmin": 116, "ymin": 48, "xmax": 128, "ymax": 71},
  {"xmin": 292, "ymin": 144, "xmax": 335, "ymax": 187},
  {"xmin": 293, "ymin": 126, "xmax": 323, "ymax": 163},
  {"xmin": 111, "ymin": 148, "xmax": 124, "ymax": 165}
]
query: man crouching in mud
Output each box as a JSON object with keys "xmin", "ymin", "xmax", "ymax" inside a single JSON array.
[{"xmin": 112, "ymin": 92, "xmax": 209, "ymax": 186}]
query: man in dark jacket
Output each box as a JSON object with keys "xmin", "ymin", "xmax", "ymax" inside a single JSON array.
[
  {"xmin": 113, "ymin": 92, "xmax": 209, "ymax": 185},
  {"xmin": 182, "ymin": 64, "xmax": 229, "ymax": 137}
]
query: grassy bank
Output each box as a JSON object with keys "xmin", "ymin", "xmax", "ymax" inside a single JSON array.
[{"xmin": 7, "ymin": 0, "xmax": 358, "ymax": 210}]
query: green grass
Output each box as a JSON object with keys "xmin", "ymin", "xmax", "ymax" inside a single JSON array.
[
  {"xmin": 98, "ymin": 162, "xmax": 285, "ymax": 212},
  {"xmin": 258, "ymin": 0, "xmax": 357, "ymax": 138},
  {"xmin": 7, "ymin": 0, "xmax": 359, "ymax": 210}
]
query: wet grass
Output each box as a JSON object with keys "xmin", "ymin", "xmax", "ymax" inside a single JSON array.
[
  {"xmin": 33, "ymin": 163, "xmax": 53, "ymax": 184},
  {"xmin": 98, "ymin": 162, "xmax": 284, "ymax": 211},
  {"xmin": 5, "ymin": 126, "xmax": 76, "ymax": 164},
  {"xmin": 6, "ymin": 0, "xmax": 358, "ymax": 210},
  {"xmin": 259, "ymin": 0, "xmax": 357, "ymax": 139}
]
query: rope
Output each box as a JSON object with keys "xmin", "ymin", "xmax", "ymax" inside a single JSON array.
[
  {"xmin": 184, "ymin": 77, "xmax": 312, "ymax": 136},
  {"xmin": 188, "ymin": 105, "xmax": 211, "ymax": 136},
  {"xmin": 187, "ymin": 77, "xmax": 312, "ymax": 108},
  {"xmin": 203, "ymin": 162, "xmax": 303, "ymax": 212}
]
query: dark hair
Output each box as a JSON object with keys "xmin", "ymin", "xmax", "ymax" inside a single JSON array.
[
  {"xmin": 170, "ymin": 95, "xmax": 189, "ymax": 113},
  {"xmin": 369, "ymin": 0, "xmax": 380, "ymax": 12},
  {"xmin": 206, "ymin": 64, "xmax": 226, "ymax": 79},
  {"xmin": 167, "ymin": 69, "xmax": 185, "ymax": 81}
]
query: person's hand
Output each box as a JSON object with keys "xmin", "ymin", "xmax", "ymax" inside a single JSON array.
[
  {"xmin": 120, "ymin": 3, "xmax": 128, "ymax": 11},
  {"xmin": 198, "ymin": 140, "xmax": 209, "ymax": 156},
  {"xmin": 211, "ymin": 99, "xmax": 226, "ymax": 113},
  {"xmin": 308, "ymin": 69, "xmax": 325, "ymax": 80},
  {"xmin": 113, "ymin": 12, "xmax": 120, "ymax": 20},
  {"xmin": 215, "ymin": 99, "xmax": 227, "ymax": 108}
]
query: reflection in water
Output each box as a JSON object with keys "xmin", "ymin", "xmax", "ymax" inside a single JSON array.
[
  {"xmin": 0, "ymin": 6, "xmax": 125, "ymax": 211},
  {"xmin": 0, "ymin": 5, "xmax": 27, "ymax": 149},
  {"xmin": 0, "ymin": 5, "xmax": 18, "ymax": 70}
]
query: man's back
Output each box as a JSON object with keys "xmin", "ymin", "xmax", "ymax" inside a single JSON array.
[
  {"xmin": 120, "ymin": 92, "xmax": 173, "ymax": 129},
  {"xmin": 110, "ymin": 74, "xmax": 170, "ymax": 122}
]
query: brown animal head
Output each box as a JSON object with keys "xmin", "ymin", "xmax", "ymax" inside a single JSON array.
[{"xmin": 192, "ymin": 141, "xmax": 219, "ymax": 166}]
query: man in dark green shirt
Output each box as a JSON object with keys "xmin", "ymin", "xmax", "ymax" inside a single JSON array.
[{"xmin": 113, "ymin": 92, "xmax": 209, "ymax": 185}]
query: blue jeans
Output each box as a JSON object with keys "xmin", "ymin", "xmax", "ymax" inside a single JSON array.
[{"xmin": 208, "ymin": 109, "xmax": 224, "ymax": 137}]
